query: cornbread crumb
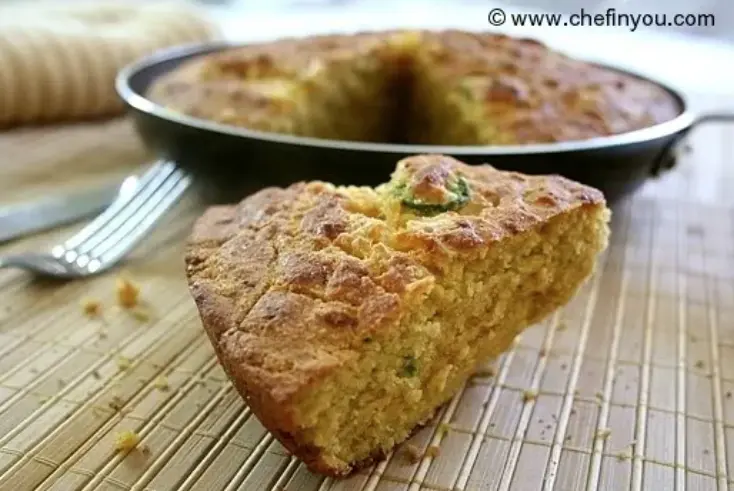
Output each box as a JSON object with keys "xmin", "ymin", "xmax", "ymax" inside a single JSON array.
[
  {"xmin": 116, "ymin": 277, "xmax": 140, "ymax": 308},
  {"xmin": 154, "ymin": 376, "xmax": 170, "ymax": 391},
  {"xmin": 402, "ymin": 444, "xmax": 421, "ymax": 464},
  {"xmin": 81, "ymin": 298, "xmax": 102, "ymax": 317},
  {"xmin": 523, "ymin": 390, "xmax": 538, "ymax": 403},
  {"xmin": 425, "ymin": 445, "xmax": 440, "ymax": 458},
  {"xmin": 117, "ymin": 356, "xmax": 132, "ymax": 371},
  {"xmin": 596, "ymin": 428, "xmax": 612, "ymax": 439},
  {"xmin": 114, "ymin": 430, "xmax": 141, "ymax": 452},
  {"xmin": 557, "ymin": 321, "xmax": 568, "ymax": 332}
]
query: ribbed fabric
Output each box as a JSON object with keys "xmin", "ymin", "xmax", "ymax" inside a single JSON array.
[{"xmin": 0, "ymin": 2, "xmax": 219, "ymax": 127}]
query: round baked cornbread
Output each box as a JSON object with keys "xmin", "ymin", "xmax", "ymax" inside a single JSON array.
[
  {"xmin": 185, "ymin": 154, "xmax": 611, "ymax": 476},
  {"xmin": 149, "ymin": 29, "xmax": 680, "ymax": 145}
]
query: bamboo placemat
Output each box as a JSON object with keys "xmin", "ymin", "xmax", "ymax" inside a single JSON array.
[{"xmin": 0, "ymin": 102, "xmax": 733, "ymax": 491}]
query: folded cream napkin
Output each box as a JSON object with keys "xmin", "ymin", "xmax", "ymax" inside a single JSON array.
[{"xmin": 0, "ymin": 1, "xmax": 220, "ymax": 128}]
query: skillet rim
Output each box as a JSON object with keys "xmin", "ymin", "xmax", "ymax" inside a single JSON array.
[{"xmin": 115, "ymin": 38, "xmax": 697, "ymax": 156}]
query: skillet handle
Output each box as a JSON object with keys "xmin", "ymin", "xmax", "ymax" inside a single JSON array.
[
  {"xmin": 691, "ymin": 110, "xmax": 734, "ymax": 126},
  {"xmin": 650, "ymin": 110, "xmax": 734, "ymax": 177}
]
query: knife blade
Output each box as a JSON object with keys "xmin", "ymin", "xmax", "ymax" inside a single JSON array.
[{"xmin": 0, "ymin": 177, "xmax": 137, "ymax": 244}]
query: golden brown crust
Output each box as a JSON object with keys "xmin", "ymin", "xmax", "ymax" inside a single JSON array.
[
  {"xmin": 185, "ymin": 154, "xmax": 606, "ymax": 475},
  {"xmin": 151, "ymin": 29, "xmax": 679, "ymax": 144},
  {"xmin": 417, "ymin": 30, "xmax": 679, "ymax": 143},
  {"xmin": 147, "ymin": 31, "xmax": 401, "ymax": 131}
]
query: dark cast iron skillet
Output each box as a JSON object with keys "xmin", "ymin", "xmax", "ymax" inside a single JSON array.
[{"xmin": 116, "ymin": 40, "xmax": 734, "ymax": 205}]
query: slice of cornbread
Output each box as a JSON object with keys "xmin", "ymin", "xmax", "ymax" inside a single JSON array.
[{"xmin": 185, "ymin": 155, "xmax": 610, "ymax": 477}]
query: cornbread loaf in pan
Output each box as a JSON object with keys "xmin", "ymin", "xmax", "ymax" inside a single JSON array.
[
  {"xmin": 149, "ymin": 29, "xmax": 680, "ymax": 145},
  {"xmin": 185, "ymin": 154, "xmax": 610, "ymax": 477}
]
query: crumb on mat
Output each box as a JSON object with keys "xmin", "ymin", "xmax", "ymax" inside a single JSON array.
[
  {"xmin": 81, "ymin": 298, "xmax": 102, "ymax": 317},
  {"xmin": 116, "ymin": 277, "xmax": 140, "ymax": 308},
  {"xmin": 522, "ymin": 390, "xmax": 537, "ymax": 403},
  {"xmin": 117, "ymin": 356, "xmax": 132, "ymax": 371},
  {"xmin": 154, "ymin": 376, "xmax": 170, "ymax": 391},
  {"xmin": 114, "ymin": 430, "xmax": 141, "ymax": 452}
]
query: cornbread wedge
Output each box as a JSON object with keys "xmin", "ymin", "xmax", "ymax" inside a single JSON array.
[
  {"xmin": 150, "ymin": 29, "xmax": 679, "ymax": 145},
  {"xmin": 185, "ymin": 155, "xmax": 610, "ymax": 476}
]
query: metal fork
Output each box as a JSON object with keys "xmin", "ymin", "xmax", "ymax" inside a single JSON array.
[{"xmin": 0, "ymin": 161, "xmax": 191, "ymax": 278}]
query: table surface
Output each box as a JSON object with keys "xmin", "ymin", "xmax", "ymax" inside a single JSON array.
[{"xmin": 1, "ymin": 10, "xmax": 734, "ymax": 491}]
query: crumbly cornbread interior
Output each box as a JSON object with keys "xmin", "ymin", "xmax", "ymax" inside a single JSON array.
[
  {"xmin": 293, "ymin": 184, "xmax": 607, "ymax": 470},
  {"xmin": 186, "ymin": 155, "xmax": 610, "ymax": 476}
]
